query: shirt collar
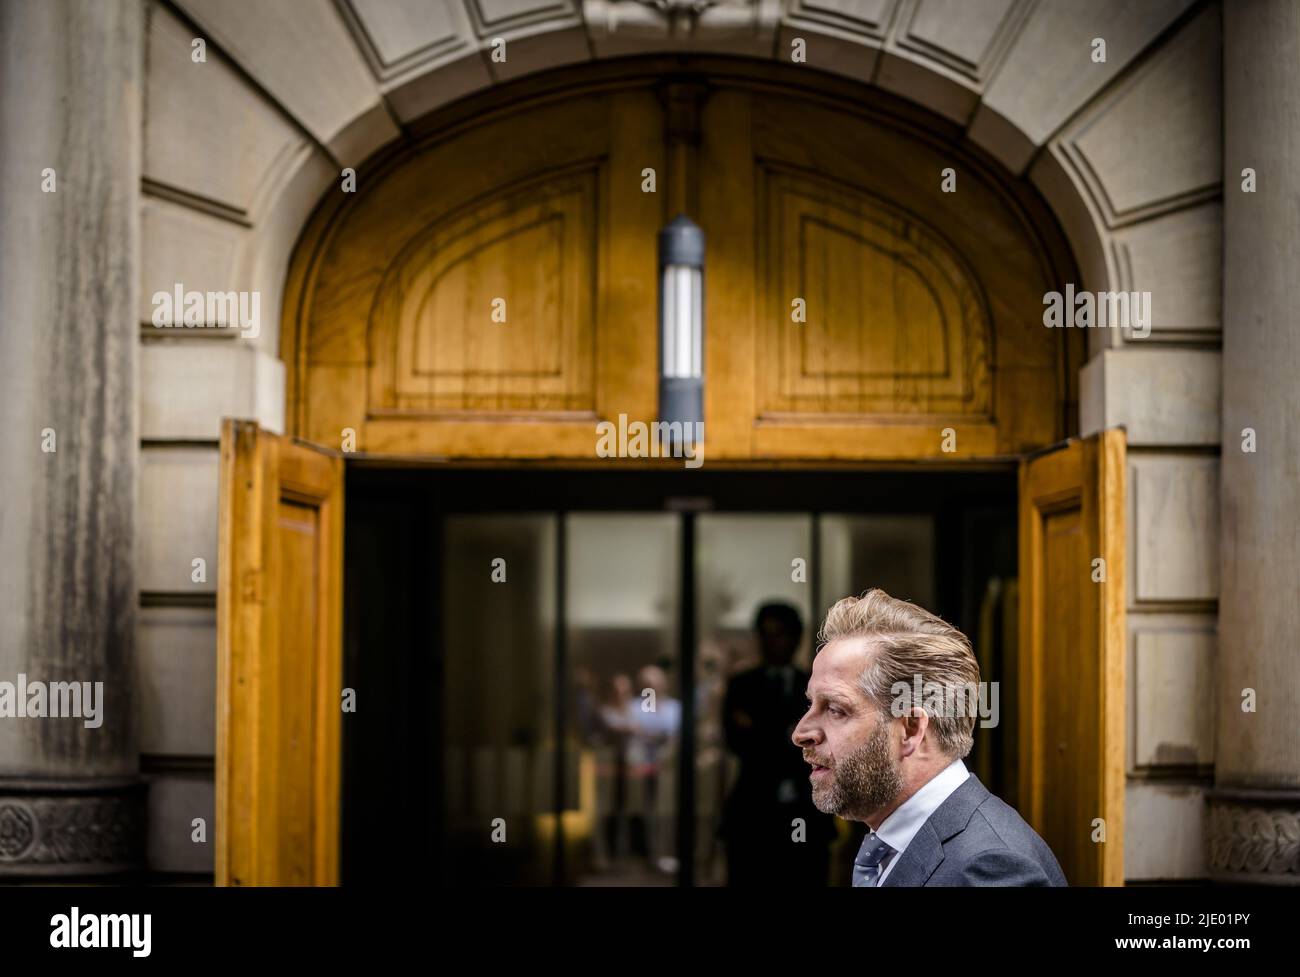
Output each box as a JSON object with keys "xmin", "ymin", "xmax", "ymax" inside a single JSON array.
[{"xmin": 874, "ymin": 757, "xmax": 970, "ymax": 855}]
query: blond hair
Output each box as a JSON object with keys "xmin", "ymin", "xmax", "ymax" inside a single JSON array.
[{"xmin": 817, "ymin": 589, "xmax": 980, "ymax": 759}]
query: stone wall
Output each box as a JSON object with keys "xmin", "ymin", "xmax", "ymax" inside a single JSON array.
[{"xmin": 14, "ymin": 0, "xmax": 1240, "ymax": 880}]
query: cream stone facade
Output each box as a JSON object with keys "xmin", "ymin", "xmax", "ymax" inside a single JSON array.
[{"xmin": 1, "ymin": 0, "xmax": 1295, "ymax": 884}]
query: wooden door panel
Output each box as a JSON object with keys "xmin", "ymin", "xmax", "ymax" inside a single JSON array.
[
  {"xmin": 1041, "ymin": 506, "xmax": 1086, "ymax": 878},
  {"xmin": 1018, "ymin": 429, "xmax": 1125, "ymax": 886},
  {"xmin": 372, "ymin": 165, "xmax": 597, "ymax": 414},
  {"xmin": 283, "ymin": 70, "xmax": 1077, "ymax": 463},
  {"xmin": 217, "ymin": 420, "xmax": 344, "ymax": 885},
  {"xmin": 273, "ymin": 499, "xmax": 319, "ymax": 885},
  {"xmin": 758, "ymin": 165, "xmax": 992, "ymax": 416},
  {"xmin": 699, "ymin": 87, "xmax": 1070, "ymax": 460},
  {"xmin": 288, "ymin": 87, "xmax": 665, "ymax": 458}
]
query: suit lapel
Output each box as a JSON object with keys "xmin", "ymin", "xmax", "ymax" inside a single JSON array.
[
  {"xmin": 878, "ymin": 774, "xmax": 991, "ymax": 887},
  {"xmin": 880, "ymin": 821, "xmax": 943, "ymax": 886}
]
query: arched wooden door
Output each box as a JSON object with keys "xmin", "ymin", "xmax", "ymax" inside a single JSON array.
[
  {"xmin": 281, "ymin": 59, "xmax": 1081, "ymax": 462},
  {"xmin": 214, "ymin": 59, "xmax": 1118, "ymax": 887}
]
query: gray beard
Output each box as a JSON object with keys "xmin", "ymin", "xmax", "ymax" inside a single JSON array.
[{"xmin": 810, "ymin": 718, "xmax": 902, "ymax": 820}]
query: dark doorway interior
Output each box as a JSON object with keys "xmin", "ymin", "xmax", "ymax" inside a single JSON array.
[{"xmin": 340, "ymin": 467, "xmax": 1017, "ymax": 887}]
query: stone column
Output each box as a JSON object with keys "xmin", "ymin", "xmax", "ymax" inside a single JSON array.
[
  {"xmin": 0, "ymin": 0, "xmax": 144, "ymax": 876},
  {"xmin": 1213, "ymin": 0, "xmax": 1300, "ymax": 885}
]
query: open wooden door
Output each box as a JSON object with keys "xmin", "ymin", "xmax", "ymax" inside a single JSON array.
[
  {"xmin": 1018, "ymin": 429, "xmax": 1126, "ymax": 886},
  {"xmin": 216, "ymin": 420, "xmax": 344, "ymax": 885}
]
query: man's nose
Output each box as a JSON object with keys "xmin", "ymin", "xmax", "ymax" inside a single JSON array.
[{"xmin": 791, "ymin": 712, "xmax": 819, "ymax": 749}]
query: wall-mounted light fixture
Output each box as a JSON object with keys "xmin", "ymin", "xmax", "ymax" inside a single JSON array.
[{"xmin": 658, "ymin": 213, "xmax": 704, "ymax": 452}]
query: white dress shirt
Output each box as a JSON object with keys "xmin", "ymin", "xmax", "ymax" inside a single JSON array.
[{"xmin": 873, "ymin": 757, "xmax": 971, "ymax": 885}]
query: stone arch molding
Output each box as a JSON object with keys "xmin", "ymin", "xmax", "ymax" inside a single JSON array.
[{"xmin": 141, "ymin": 0, "xmax": 1221, "ymax": 379}]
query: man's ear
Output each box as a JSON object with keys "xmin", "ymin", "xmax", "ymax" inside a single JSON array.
[{"xmin": 900, "ymin": 707, "xmax": 929, "ymax": 756}]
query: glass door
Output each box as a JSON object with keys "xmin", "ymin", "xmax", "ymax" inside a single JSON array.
[
  {"xmin": 433, "ymin": 509, "xmax": 947, "ymax": 885},
  {"xmin": 693, "ymin": 514, "xmax": 816, "ymax": 885},
  {"xmin": 441, "ymin": 514, "xmax": 557, "ymax": 885},
  {"xmin": 563, "ymin": 514, "xmax": 681, "ymax": 885},
  {"xmin": 406, "ymin": 467, "xmax": 1015, "ymax": 886}
]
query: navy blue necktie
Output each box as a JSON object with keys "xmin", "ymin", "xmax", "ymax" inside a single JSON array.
[{"xmin": 852, "ymin": 831, "xmax": 894, "ymax": 887}]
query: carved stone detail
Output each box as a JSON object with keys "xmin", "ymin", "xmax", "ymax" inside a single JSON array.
[
  {"xmin": 1207, "ymin": 791, "xmax": 1300, "ymax": 884},
  {"xmin": 0, "ymin": 779, "xmax": 145, "ymax": 877},
  {"xmin": 584, "ymin": 0, "xmax": 777, "ymax": 44},
  {"xmin": 0, "ymin": 803, "xmax": 37, "ymax": 861},
  {"xmin": 638, "ymin": 0, "xmax": 720, "ymax": 13}
]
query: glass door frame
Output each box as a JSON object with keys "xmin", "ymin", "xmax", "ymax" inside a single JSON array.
[{"xmin": 343, "ymin": 464, "xmax": 1017, "ymax": 886}]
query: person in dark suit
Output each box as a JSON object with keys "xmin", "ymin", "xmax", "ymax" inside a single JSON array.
[
  {"xmin": 720, "ymin": 602, "xmax": 837, "ymax": 886},
  {"xmin": 793, "ymin": 589, "xmax": 1067, "ymax": 886}
]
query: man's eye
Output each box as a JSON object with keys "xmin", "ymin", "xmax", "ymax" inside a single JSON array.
[{"xmin": 828, "ymin": 705, "xmax": 843, "ymax": 717}]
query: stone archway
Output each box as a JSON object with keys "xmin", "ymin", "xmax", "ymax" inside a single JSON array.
[
  {"xmin": 143, "ymin": 0, "xmax": 1226, "ymax": 885},
  {"xmin": 1, "ymin": 0, "xmax": 1238, "ymax": 883},
  {"xmin": 153, "ymin": 0, "xmax": 1218, "ymax": 365}
]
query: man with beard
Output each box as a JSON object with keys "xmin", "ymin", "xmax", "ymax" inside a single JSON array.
[{"xmin": 793, "ymin": 589, "xmax": 1066, "ymax": 886}]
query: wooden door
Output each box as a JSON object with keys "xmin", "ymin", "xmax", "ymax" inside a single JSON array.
[
  {"xmin": 282, "ymin": 65, "xmax": 1081, "ymax": 465},
  {"xmin": 283, "ymin": 86, "xmax": 665, "ymax": 458},
  {"xmin": 216, "ymin": 420, "xmax": 344, "ymax": 885},
  {"xmin": 1018, "ymin": 429, "xmax": 1126, "ymax": 886},
  {"xmin": 695, "ymin": 83, "xmax": 1076, "ymax": 461}
]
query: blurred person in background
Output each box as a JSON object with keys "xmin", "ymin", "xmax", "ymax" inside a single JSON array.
[{"xmin": 720, "ymin": 602, "xmax": 837, "ymax": 886}]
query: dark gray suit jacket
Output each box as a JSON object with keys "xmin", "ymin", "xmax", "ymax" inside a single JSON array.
[{"xmin": 878, "ymin": 773, "xmax": 1067, "ymax": 886}]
